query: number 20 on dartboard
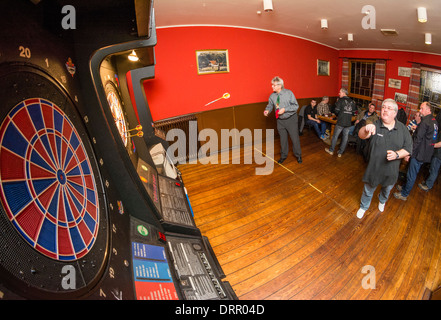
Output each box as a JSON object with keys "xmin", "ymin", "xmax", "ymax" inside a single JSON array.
[
  {"xmin": 18, "ymin": 45, "xmax": 51, "ymax": 68},
  {"xmin": 18, "ymin": 46, "xmax": 31, "ymax": 59}
]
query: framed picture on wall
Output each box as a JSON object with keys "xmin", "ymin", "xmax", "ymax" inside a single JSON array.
[
  {"xmin": 398, "ymin": 67, "xmax": 411, "ymax": 77},
  {"xmin": 196, "ymin": 49, "xmax": 229, "ymax": 75},
  {"xmin": 388, "ymin": 78, "xmax": 402, "ymax": 89},
  {"xmin": 394, "ymin": 92, "xmax": 408, "ymax": 104},
  {"xmin": 317, "ymin": 59, "xmax": 330, "ymax": 76}
]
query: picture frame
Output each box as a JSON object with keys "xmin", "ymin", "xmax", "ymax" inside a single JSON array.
[
  {"xmin": 196, "ymin": 49, "xmax": 229, "ymax": 75},
  {"xmin": 398, "ymin": 67, "xmax": 411, "ymax": 77},
  {"xmin": 388, "ymin": 78, "xmax": 402, "ymax": 89},
  {"xmin": 394, "ymin": 92, "xmax": 408, "ymax": 105},
  {"xmin": 317, "ymin": 59, "xmax": 330, "ymax": 76}
]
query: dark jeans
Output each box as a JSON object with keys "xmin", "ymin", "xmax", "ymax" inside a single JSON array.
[
  {"xmin": 329, "ymin": 125, "xmax": 350, "ymax": 155},
  {"xmin": 306, "ymin": 119, "xmax": 326, "ymax": 137},
  {"xmin": 401, "ymin": 157, "xmax": 424, "ymax": 197},
  {"xmin": 425, "ymin": 156, "xmax": 441, "ymax": 189}
]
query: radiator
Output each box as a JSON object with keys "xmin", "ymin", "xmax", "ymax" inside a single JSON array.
[{"xmin": 153, "ymin": 114, "xmax": 199, "ymax": 163}]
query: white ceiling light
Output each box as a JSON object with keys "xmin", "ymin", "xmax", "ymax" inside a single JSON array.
[
  {"xmin": 348, "ymin": 33, "xmax": 354, "ymax": 41},
  {"xmin": 263, "ymin": 0, "xmax": 273, "ymax": 12},
  {"xmin": 128, "ymin": 50, "xmax": 139, "ymax": 62},
  {"xmin": 425, "ymin": 33, "xmax": 432, "ymax": 45},
  {"xmin": 321, "ymin": 19, "xmax": 328, "ymax": 29},
  {"xmin": 418, "ymin": 7, "xmax": 427, "ymax": 23}
]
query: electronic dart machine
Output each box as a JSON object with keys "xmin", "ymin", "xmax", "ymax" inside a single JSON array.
[{"xmin": 0, "ymin": 0, "xmax": 236, "ymax": 300}]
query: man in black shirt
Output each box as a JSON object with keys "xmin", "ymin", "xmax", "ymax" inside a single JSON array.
[
  {"xmin": 418, "ymin": 132, "xmax": 441, "ymax": 191},
  {"xmin": 304, "ymin": 99, "xmax": 327, "ymax": 139},
  {"xmin": 325, "ymin": 88, "xmax": 357, "ymax": 157},
  {"xmin": 356, "ymin": 99, "xmax": 412, "ymax": 219},
  {"xmin": 394, "ymin": 102, "xmax": 438, "ymax": 200},
  {"xmin": 419, "ymin": 112, "xmax": 441, "ymax": 191}
]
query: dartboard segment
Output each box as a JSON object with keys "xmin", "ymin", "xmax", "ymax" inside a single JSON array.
[
  {"xmin": 0, "ymin": 98, "xmax": 100, "ymax": 261},
  {"xmin": 106, "ymin": 84, "xmax": 128, "ymax": 147}
]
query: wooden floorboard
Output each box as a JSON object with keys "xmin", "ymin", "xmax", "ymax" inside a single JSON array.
[{"xmin": 178, "ymin": 129, "xmax": 441, "ymax": 300}]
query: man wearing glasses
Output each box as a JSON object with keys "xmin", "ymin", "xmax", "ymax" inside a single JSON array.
[
  {"xmin": 264, "ymin": 76, "xmax": 302, "ymax": 164},
  {"xmin": 356, "ymin": 99, "xmax": 412, "ymax": 219}
]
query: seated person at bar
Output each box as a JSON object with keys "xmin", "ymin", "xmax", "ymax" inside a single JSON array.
[
  {"xmin": 317, "ymin": 96, "xmax": 332, "ymax": 117},
  {"xmin": 317, "ymin": 95, "xmax": 333, "ymax": 136},
  {"xmin": 349, "ymin": 102, "xmax": 379, "ymax": 136},
  {"xmin": 304, "ymin": 99, "xmax": 327, "ymax": 139}
]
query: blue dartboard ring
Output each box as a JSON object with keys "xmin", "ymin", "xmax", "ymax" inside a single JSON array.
[
  {"xmin": 0, "ymin": 65, "xmax": 110, "ymax": 298},
  {"xmin": 0, "ymin": 98, "xmax": 100, "ymax": 261}
]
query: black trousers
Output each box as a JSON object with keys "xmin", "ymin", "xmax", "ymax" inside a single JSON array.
[{"xmin": 277, "ymin": 115, "xmax": 302, "ymax": 159}]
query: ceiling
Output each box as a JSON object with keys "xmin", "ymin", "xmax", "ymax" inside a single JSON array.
[{"xmin": 154, "ymin": 0, "xmax": 441, "ymax": 55}]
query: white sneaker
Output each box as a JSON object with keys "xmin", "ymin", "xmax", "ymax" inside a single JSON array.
[
  {"xmin": 356, "ymin": 208, "xmax": 366, "ymax": 219},
  {"xmin": 378, "ymin": 202, "xmax": 385, "ymax": 212}
]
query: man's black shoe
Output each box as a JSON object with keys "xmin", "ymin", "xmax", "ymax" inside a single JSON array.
[
  {"xmin": 277, "ymin": 158, "xmax": 286, "ymax": 164},
  {"xmin": 297, "ymin": 157, "xmax": 302, "ymax": 164}
]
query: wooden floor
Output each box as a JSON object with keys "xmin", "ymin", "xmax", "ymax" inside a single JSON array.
[{"xmin": 178, "ymin": 129, "xmax": 441, "ymax": 300}]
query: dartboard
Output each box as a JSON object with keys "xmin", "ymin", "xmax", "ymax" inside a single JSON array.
[
  {"xmin": 106, "ymin": 82, "xmax": 128, "ymax": 147},
  {"xmin": 0, "ymin": 98, "xmax": 99, "ymax": 261}
]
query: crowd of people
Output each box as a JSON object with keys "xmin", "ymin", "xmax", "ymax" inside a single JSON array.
[{"xmin": 264, "ymin": 76, "xmax": 441, "ymax": 220}]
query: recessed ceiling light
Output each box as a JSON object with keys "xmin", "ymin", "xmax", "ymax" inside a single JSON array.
[
  {"xmin": 418, "ymin": 7, "xmax": 427, "ymax": 23},
  {"xmin": 263, "ymin": 0, "xmax": 273, "ymax": 12},
  {"xmin": 425, "ymin": 33, "xmax": 432, "ymax": 45}
]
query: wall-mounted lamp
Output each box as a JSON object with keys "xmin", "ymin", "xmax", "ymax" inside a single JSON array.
[
  {"xmin": 418, "ymin": 7, "xmax": 427, "ymax": 23},
  {"xmin": 425, "ymin": 33, "xmax": 432, "ymax": 45},
  {"xmin": 321, "ymin": 19, "xmax": 328, "ymax": 30},
  {"xmin": 348, "ymin": 33, "xmax": 354, "ymax": 41},
  {"xmin": 128, "ymin": 50, "xmax": 139, "ymax": 62},
  {"xmin": 263, "ymin": 0, "xmax": 273, "ymax": 12}
]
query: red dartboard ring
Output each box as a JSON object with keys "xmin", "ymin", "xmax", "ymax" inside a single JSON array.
[
  {"xmin": 0, "ymin": 65, "xmax": 109, "ymax": 297},
  {"xmin": 0, "ymin": 64, "xmax": 109, "ymax": 288},
  {"xmin": 0, "ymin": 98, "xmax": 100, "ymax": 261}
]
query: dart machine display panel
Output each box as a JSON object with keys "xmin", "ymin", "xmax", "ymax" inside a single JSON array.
[
  {"xmin": 98, "ymin": 55, "xmax": 198, "ymax": 234},
  {"xmin": 0, "ymin": 0, "xmax": 236, "ymax": 300}
]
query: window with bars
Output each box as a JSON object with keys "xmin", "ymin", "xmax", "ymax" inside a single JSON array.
[
  {"xmin": 349, "ymin": 60, "xmax": 375, "ymax": 109},
  {"xmin": 420, "ymin": 68, "xmax": 441, "ymax": 114}
]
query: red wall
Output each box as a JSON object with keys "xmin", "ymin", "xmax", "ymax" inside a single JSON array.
[
  {"xmin": 143, "ymin": 26, "xmax": 441, "ymax": 121},
  {"xmin": 143, "ymin": 26, "xmax": 339, "ymax": 121}
]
